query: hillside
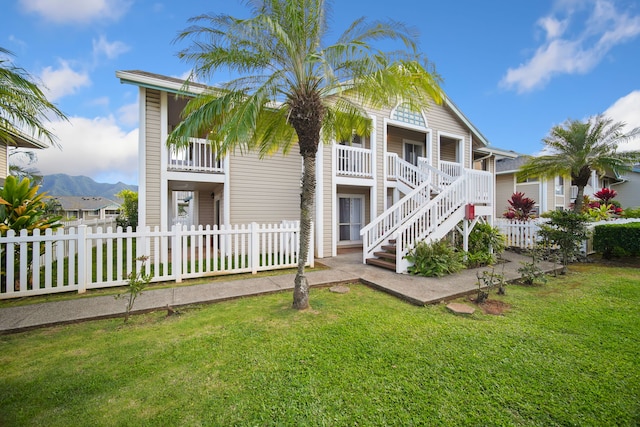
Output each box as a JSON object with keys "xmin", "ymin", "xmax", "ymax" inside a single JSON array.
[{"xmin": 39, "ymin": 174, "xmax": 138, "ymax": 200}]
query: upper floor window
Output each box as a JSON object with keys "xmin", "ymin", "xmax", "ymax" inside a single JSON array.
[
  {"xmin": 391, "ymin": 103, "xmax": 426, "ymax": 127},
  {"xmin": 555, "ymin": 176, "xmax": 564, "ymax": 195}
]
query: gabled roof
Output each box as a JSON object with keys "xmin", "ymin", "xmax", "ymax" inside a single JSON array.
[
  {"xmin": 118, "ymin": 69, "xmax": 511, "ymax": 153},
  {"xmin": 495, "ymin": 155, "xmax": 531, "ymax": 174},
  {"xmin": 53, "ymin": 196, "xmax": 121, "ymax": 211}
]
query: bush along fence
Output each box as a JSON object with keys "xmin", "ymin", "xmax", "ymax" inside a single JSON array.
[
  {"xmin": 0, "ymin": 221, "xmax": 313, "ymax": 299},
  {"xmin": 494, "ymin": 217, "xmax": 640, "ymax": 253}
]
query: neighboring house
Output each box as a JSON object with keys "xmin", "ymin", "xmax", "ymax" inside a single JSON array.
[
  {"xmin": 496, "ymin": 156, "xmax": 573, "ymax": 216},
  {"xmin": 117, "ymin": 70, "xmax": 516, "ymax": 272},
  {"xmin": 612, "ymin": 165, "xmax": 640, "ymax": 208},
  {"xmin": 1, "ymin": 128, "xmax": 48, "ymax": 186},
  {"xmin": 53, "ymin": 196, "xmax": 121, "ymax": 221}
]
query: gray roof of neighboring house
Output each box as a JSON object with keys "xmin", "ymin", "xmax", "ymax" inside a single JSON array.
[
  {"xmin": 495, "ymin": 155, "xmax": 531, "ymax": 173},
  {"xmin": 53, "ymin": 196, "xmax": 121, "ymax": 211}
]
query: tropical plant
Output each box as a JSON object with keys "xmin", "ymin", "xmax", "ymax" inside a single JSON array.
[
  {"xmin": 517, "ymin": 246, "xmax": 547, "ymax": 286},
  {"xmin": 115, "ymin": 189, "xmax": 138, "ymax": 230},
  {"xmin": 593, "ymin": 187, "xmax": 617, "ymax": 204},
  {"xmin": 538, "ymin": 210, "xmax": 588, "ymax": 274},
  {"xmin": 0, "ymin": 47, "xmax": 67, "ymax": 146},
  {"xmin": 0, "ymin": 176, "xmax": 62, "ymax": 290},
  {"xmin": 517, "ymin": 115, "xmax": 640, "ymax": 213},
  {"xmin": 464, "ymin": 223, "xmax": 505, "ymax": 268},
  {"xmin": 168, "ymin": 0, "xmax": 443, "ymax": 309},
  {"xmin": 406, "ymin": 239, "xmax": 464, "ymax": 277},
  {"xmin": 503, "ymin": 191, "xmax": 536, "ymax": 220}
]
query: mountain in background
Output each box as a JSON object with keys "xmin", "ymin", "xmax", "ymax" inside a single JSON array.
[{"xmin": 39, "ymin": 174, "xmax": 138, "ymax": 200}]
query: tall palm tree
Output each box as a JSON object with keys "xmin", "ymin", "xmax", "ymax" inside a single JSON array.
[
  {"xmin": 518, "ymin": 115, "xmax": 640, "ymax": 213},
  {"xmin": 0, "ymin": 47, "xmax": 67, "ymax": 148},
  {"xmin": 168, "ymin": 0, "xmax": 443, "ymax": 309}
]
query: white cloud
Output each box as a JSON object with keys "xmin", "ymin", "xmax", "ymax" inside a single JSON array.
[
  {"xmin": 117, "ymin": 101, "xmax": 139, "ymax": 128},
  {"xmin": 604, "ymin": 90, "xmax": 640, "ymax": 151},
  {"xmin": 19, "ymin": 0, "xmax": 131, "ymax": 24},
  {"xmin": 501, "ymin": 0, "xmax": 640, "ymax": 93},
  {"xmin": 92, "ymin": 35, "xmax": 130, "ymax": 60},
  {"xmin": 39, "ymin": 60, "xmax": 91, "ymax": 101},
  {"xmin": 33, "ymin": 116, "xmax": 138, "ymax": 185}
]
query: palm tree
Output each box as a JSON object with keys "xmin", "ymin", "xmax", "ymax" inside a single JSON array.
[
  {"xmin": 518, "ymin": 115, "xmax": 640, "ymax": 213},
  {"xmin": 0, "ymin": 47, "xmax": 67, "ymax": 147},
  {"xmin": 168, "ymin": 0, "xmax": 443, "ymax": 309}
]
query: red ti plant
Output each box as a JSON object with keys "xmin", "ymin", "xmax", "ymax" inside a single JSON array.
[
  {"xmin": 594, "ymin": 188, "xmax": 617, "ymax": 204},
  {"xmin": 503, "ymin": 192, "xmax": 536, "ymax": 220}
]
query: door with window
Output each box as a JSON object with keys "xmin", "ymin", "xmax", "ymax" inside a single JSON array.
[
  {"xmin": 338, "ymin": 195, "xmax": 364, "ymax": 243},
  {"xmin": 403, "ymin": 141, "xmax": 423, "ymax": 166}
]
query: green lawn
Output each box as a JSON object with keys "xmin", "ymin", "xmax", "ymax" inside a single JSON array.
[{"xmin": 1, "ymin": 263, "xmax": 639, "ymax": 426}]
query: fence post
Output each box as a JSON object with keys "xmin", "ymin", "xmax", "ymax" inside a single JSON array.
[
  {"xmin": 172, "ymin": 224, "xmax": 183, "ymax": 283},
  {"xmin": 77, "ymin": 225, "xmax": 87, "ymax": 294},
  {"xmin": 251, "ymin": 222, "xmax": 259, "ymax": 274}
]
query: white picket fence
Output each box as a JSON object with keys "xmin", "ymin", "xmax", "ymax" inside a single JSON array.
[
  {"xmin": 0, "ymin": 221, "xmax": 313, "ymax": 300},
  {"xmin": 494, "ymin": 217, "xmax": 640, "ymax": 251}
]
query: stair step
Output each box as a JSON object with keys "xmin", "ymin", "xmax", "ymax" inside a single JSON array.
[
  {"xmin": 373, "ymin": 251, "xmax": 396, "ymax": 261},
  {"xmin": 388, "ymin": 239, "xmax": 396, "ymax": 244},
  {"xmin": 365, "ymin": 258, "xmax": 397, "ymax": 271},
  {"xmin": 381, "ymin": 245, "xmax": 397, "ymax": 253}
]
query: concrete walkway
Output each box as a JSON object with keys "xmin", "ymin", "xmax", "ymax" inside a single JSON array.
[{"xmin": 0, "ymin": 251, "xmax": 556, "ymax": 334}]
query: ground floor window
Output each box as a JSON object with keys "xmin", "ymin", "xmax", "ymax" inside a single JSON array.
[{"xmin": 338, "ymin": 195, "xmax": 364, "ymax": 243}]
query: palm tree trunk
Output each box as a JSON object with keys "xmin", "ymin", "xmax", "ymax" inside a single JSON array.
[
  {"xmin": 574, "ymin": 185, "xmax": 585, "ymax": 213},
  {"xmin": 293, "ymin": 152, "xmax": 316, "ymax": 310}
]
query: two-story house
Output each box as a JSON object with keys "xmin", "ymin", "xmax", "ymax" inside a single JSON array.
[{"xmin": 117, "ymin": 70, "xmax": 515, "ymax": 273}]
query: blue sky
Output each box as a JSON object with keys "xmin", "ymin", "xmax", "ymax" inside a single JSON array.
[{"xmin": 4, "ymin": 0, "xmax": 640, "ymax": 185}]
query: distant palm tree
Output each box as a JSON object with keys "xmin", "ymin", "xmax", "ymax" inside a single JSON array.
[
  {"xmin": 169, "ymin": 0, "xmax": 443, "ymax": 309},
  {"xmin": 518, "ymin": 115, "xmax": 640, "ymax": 213},
  {"xmin": 0, "ymin": 47, "xmax": 67, "ymax": 147}
]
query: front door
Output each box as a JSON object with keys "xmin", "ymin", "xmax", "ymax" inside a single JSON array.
[
  {"xmin": 338, "ymin": 195, "xmax": 364, "ymax": 243},
  {"xmin": 403, "ymin": 141, "xmax": 423, "ymax": 166}
]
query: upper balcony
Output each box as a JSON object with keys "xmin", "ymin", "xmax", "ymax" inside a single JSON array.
[
  {"xmin": 167, "ymin": 137, "xmax": 225, "ymax": 174},
  {"xmin": 334, "ymin": 144, "xmax": 373, "ymax": 179}
]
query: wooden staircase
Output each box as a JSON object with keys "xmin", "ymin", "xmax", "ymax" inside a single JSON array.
[{"xmin": 365, "ymin": 239, "xmax": 397, "ymax": 271}]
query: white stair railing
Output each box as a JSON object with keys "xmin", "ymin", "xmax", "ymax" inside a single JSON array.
[
  {"xmin": 394, "ymin": 169, "xmax": 493, "ymax": 273},
  {"xmin": 363, "ymin": 155, "xmax": 457, "ymax": 262}
]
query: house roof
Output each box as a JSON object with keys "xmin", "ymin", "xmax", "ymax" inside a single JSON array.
[
  {"xmin": 495, "ymin": 155, "xmax": 531, "ymax": 174},
  {"xmin": 53, "ymin": 196, "xmax": 121, "ymax": 211},
  {"xmin": 2, "ymin": 128, "xmax": 49, "ymax": 149},
  {"xmin": 117, "ymin": 69, "xmax": 511, "ymax": 153}
]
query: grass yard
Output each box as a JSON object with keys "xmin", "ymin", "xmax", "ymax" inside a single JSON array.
[{"xmin": 1, "ymin": 263, "xmax": 639, "ymax": 426}]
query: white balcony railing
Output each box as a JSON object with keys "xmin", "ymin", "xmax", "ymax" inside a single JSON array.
[
  {"xmin": 335, "ymin": 145, "xmax": 372, "ymax": 178},
  {"xmin": 439, "ymin": 160, "xmax": 462, "ymax": 178},
  {"xmin": 168, "ymin": 137, "xmax": 224, "ymax": 173}
]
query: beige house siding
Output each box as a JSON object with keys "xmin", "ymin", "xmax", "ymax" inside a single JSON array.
[
  {"xmin": 496, "ymin": 174, "xmax": 515, "ymax": 215},
  {"xmin": 198, "ymin": 195, "xmax": 215, "ymax": 226},
  {"xmin": 228, "ymin": 147, "xmax": 301, "ymax": 224},
  {"xmin": 426, "ymin": 103, "xmax": 470, "ymax": 167},
  {"xmin": 515, "ymin": 182, "xmax": 541, "ymax": 209},
  {"xmin": 145, "ymin": 89, "xmax": 162, "ymax": 228}
]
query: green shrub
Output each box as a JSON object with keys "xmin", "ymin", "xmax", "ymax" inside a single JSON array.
[
  {"xmin": 406, "ymin": 239, "xmax": 465, "ymax": 277},
  {"xmin": 538, "ymin": 210, "xmax": 588, "ymax": 274},
  {"xmin": 593, "ymin": 222, "xmax": 640, "ymax": 259},
  {"xmin": 464, "ymin": 223, "xmax": 506, "ymax": 268},
  {"xmin": 622, "ymin": 207, "xmax": 640, "ymax": 218}
]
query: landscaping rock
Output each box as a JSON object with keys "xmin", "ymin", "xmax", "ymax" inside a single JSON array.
[
  {"xmin": 446, "ymin": 303, "xmax": 475, "ymax": 315},
  {"xmin": 329, "ymin": 285, "xmax": 350, "ymax": 294}
]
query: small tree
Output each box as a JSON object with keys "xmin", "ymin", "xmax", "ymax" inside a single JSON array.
[
  {"xmin": 503, "ymin": 192, "xmax": 536, "ymax": 220},
  {"xmin": 116, "ymin": 189, "xmax": 138, "ymax": 230},
  {"xmin": 538, "ymin": 210, "xmax": 588, "ymax": 274}
]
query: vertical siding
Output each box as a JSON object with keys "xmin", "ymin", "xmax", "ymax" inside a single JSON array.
[
  {"xmin": 145, "ymin": 89, "xmax": 162, "ymax": 228},
  {"xmin": 228, "ymin": 147, "xmax": 301, "ymax": 224}
]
